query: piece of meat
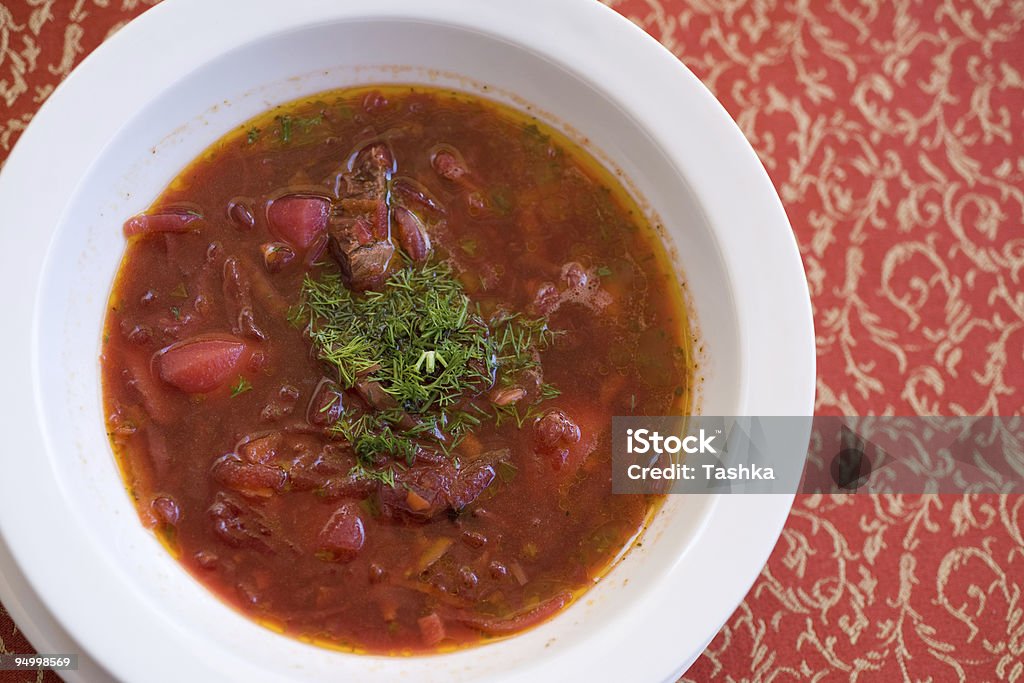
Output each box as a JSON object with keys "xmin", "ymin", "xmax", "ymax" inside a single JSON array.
[
  {"xmin": 328, "ymin": 233, "xmax": 395, "ymax": 292},
  {"xmin": 448, "ymin": 459, "xmax": 496, "ymax": 510},
  {"xmin": 334, "ymin": 141, "xmax": 393, "ymax": 201},
  {"xmin": 314, "ymin": 474, "xmax": 377, "ymax": 500},
  {"xmin": 352, "ymin": 379, "xmax": 397, "ymax": 411},
  {"xmin": 228, "ymin": 429, "xmax": 360, "ymax": 496},
  {"xmin": 562, "ymin": 262, "xmax": 588, "ymax": 290},
  {"xmin": 532, "ymin": 282, "xmax": 561, "ymax": 316},
  {"xmin": 208, "ymin": 492, "xmax": 275, "ymax": 552},
  {"xmin": 317, "ymin": 503, "xmax": 365, "ymax": 561},
  {"xmin": 327, "ymin": 141, "xmax": 399, "ymax": 290},
  {"xmin": 282, "ymin": 440, "xmax": 362, "ymax": 494},
  {"xmin": 155, "ymin": 334, "xmax": 248, "ymax": 393},
  {"xmin": 377, "ymin": 450, "xmax": 505, "ymax": 520},
  {"xmin": 347, "ymin": 380, "xmax": 417, "ymax": 435},
  {"xmin": 378, "ymin": 464, "xmax": 454, "ymax": 520}
]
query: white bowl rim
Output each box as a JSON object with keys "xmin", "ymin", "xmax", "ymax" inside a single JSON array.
[{"xmin": 0, "ymin": 0, "xmax": 815, "ymax": 681}]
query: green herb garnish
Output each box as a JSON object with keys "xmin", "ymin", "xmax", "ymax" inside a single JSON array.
[
  {"xmin": 349, "ymin": 462, "xmax": 397, "ymax": 488},
  {"xmin": 295, "ymin": 261, "xmax": 499, "ymax": 405},
  {"xmin": 230, "ymin": 376, "xmax": 252, "ymax": 397},
  {"xmin": 296, "ymin": 114, "xmax": 323, "ymax": 131},
  {"xmin": 539, "ymin": 383, "xmax": 562, "ymax": 400},
  {"xmin": 276, "ymin": 114, "xmax": 322, "ymax": 143},
  {"xmin": 278, "ymin": 115, "xmax": 293, "ymax": 142},
  {"xmin": 246, "ymin": 127, "xmax": 260, "ymax": 144},
  {"xmin": 292, "ymin": 260, "xmax": 561, "ymax": 481}
]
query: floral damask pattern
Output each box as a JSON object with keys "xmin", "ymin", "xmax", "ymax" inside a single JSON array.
[
  {"xmin": 603, "ymin": 0, "xmax": 1023, "ymax": 679},
  {"xmin": 0, "ymin": 1, "xmax": 1021, "ymax": 681}
]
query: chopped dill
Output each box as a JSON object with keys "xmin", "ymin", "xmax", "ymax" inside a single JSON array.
[
  {"xmin": 296, "ymin": 114, "xmax": 323, "ymax": 131},
  {"xmin": 539, "ymin": 383, "xmax": 562, "ymax": 400},
  {"xmin": 348, "ymin": 461, "xmax": 398, "ymax": 488},
  {"xmin": 354, "ymin": 426, "xmax": 418, "ymax": 466},
  {"xmin": 276, "ymin": 114, "xmax": 323, "ymax": 143},
  {"xmin": 294, "ymin": 261, "xmax": 499, "ymax": 408},
  {"xmin": 230, "ymin": 376, "xmax": 253, "ymax": 397},
  {"xmin": 292, "ymin": 260, "xmax": 561, "ymax": 482},
  {"xmin": 276, "ymin": 115, "xmax": 293, "ymax": 142}
]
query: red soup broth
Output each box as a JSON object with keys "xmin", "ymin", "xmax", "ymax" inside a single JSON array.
[{"xmin": 101, "ymin": 85, "xmax": 692, "ymax": 653}]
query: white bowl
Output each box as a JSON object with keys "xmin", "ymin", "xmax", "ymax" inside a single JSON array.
[{"xmin": 0, "ymin": 0, "xmax": 815, "ymax": 681}]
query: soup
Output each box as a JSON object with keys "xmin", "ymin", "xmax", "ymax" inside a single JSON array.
[{"xmin": 100, "ymin": 85, "xmax": 692, "ymax": 653}]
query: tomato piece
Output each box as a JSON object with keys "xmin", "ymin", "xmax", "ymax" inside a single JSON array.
[
  {"xmin": 155, "ymin": 335, "xmax": 247, "ymax": 393},
  {"xmin": 123, "ymin": 210, "xmax": 202, "ymax": 237},
  {"xmin": 266, "ymin": 195, "xmax": 330, "ymax": 249},
  {"xmin": 418, "ymin": 613, "xmax": 446, "ymax": 647}
]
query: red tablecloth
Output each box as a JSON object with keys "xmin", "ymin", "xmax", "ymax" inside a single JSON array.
[{"xmin": 1, "ymin": 1, "xmax": 1021, "ymax": 681}]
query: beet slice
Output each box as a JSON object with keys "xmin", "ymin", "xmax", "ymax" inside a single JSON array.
[
  {"xmin": 267, "ymin": 195, "xmax": 330, "ymax": 250},
  {"xmin": 155, "ymin": 335, "xmax": 247, "ymax": 393},
  {"xmin": 123, "ymin": 210, "xmax": 202, "ymax": 237}
]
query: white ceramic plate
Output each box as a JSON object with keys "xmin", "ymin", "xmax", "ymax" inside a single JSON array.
[{"xmin": 0, "ymin": 1, "xmax": 814, "ymax": 681}]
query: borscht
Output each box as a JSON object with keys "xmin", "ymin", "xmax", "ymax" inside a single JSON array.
[{"xmin": 100, "ymin": 85, "xmax": 693, "ymax": 653}]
